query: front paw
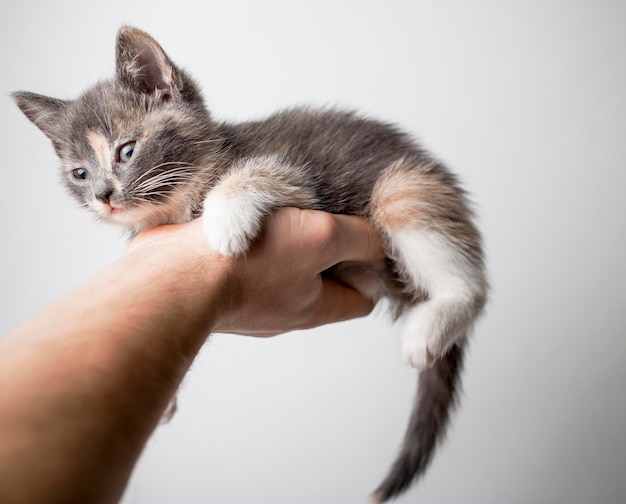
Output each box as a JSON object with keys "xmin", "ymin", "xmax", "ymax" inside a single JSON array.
[{"xmin": 203, "ymin": 193, "xmax": 264, "ymax": 257}]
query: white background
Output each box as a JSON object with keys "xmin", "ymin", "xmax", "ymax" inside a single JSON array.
[{"xmin": 1, "ymin": 1, "xmax": 625, "ymax": 503}]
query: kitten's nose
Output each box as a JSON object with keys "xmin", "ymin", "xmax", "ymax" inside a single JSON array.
[{"xmin": 96, "ymin": 189, "xmax": 114, "ymax": 204}]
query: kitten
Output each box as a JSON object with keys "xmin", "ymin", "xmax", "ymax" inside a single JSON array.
[{"xmin": 13, "ymin": 27, "xmax": 487, "ymax": 503}]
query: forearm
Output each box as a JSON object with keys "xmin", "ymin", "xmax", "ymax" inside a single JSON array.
[
  {"xmin": 0, "ymin": 246, "xmax": 228, "ymax": 504},
  {"xmin": 0, "ymin": 210, "xmax": 382, "ymax": 504}
]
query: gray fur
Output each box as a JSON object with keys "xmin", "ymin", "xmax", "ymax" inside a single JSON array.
[{"xmin": 13, "ymin": 27, "xmax": 487, "ymax": 502}]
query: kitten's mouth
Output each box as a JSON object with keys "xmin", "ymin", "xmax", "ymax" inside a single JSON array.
[
  {"xmin": 108, "ymin": 203, "xmax": 127, "ymax": 214},
  {"xmin": 95, "ymin": 201, "xmax": 134, "ymax": 222},
  {"xmin": 99, "ymin": 202, "xmax": 128, "ymax": 216},
  {"xmin": 95, "ymin": 200, "xmax": 163, "ymax": 228},
  {"xmin": 102, "ymin": 203, "xmax": 150, "ymax": 227}
]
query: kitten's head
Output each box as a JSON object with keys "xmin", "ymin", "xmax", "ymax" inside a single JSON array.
[{"xmin": 13, "ymin": 27, "xmax": 220, "ymax": 231}]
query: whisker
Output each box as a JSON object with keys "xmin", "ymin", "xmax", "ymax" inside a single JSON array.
[
  {"xmin": 192, "ymin": 138, "xmax": 229, "ymax": 146},
  {"xmin": 132, "ymin": 190, "xmax": 189, "ymax": 206},
  {"xmin": 131, "ymin": 161, "xmax": 196, "ymax": 187},
  {"xmin": 134, "ymin": 191, "xmax": 178, "ymax": 201},
  {"xmin": 133, "ymin": 173, "xmax": 195, "ymax": 192},
  {"xmin": 134, "ymin": 168, "xmax": 195, "ymax": 182}
]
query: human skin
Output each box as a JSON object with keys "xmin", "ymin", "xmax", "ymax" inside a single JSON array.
[{"xmin": 0, "ymin": 208, "xmax": 384, "ymax": 504}]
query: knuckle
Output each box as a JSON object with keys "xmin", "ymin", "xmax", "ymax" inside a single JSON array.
[{"xmin": 313, "ymin": 213, "xmax": 339, "ymax": 244}]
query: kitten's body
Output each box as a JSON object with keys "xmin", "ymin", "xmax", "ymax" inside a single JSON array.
[{"xmin": 14, "ymin": 27, "xmax": 487, "ymax": 502}]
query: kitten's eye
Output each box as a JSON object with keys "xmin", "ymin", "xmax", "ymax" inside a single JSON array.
[
  {"xmin": 72, "ymin": 168, "xmax": 89, "ymax": 180},
  {"xmin": 118, "ymin": 141, "xmax": 136, "ymax": 163}
]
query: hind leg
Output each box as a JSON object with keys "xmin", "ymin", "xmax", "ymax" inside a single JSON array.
[
  {"xmin": 371, "ymin": 160, "xmax": 487, "ymax": 369},
  {"xmin": 392, "ymin": 229, "xmax": 484, "ymax": 368}
]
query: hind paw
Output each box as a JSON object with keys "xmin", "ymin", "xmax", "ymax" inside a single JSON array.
[
  {"xmin": 401, "ymin": 336, "xmax": 439, "ymax": 370},
  {"xmin": 400, "ymin": 304, "xmax": 452, "ymax": 370}
]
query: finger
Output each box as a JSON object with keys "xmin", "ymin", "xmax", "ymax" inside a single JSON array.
[
  {"xmin": 223, "ymin": 330, "xmax": 282, "ymax": 338},
  {"xmin": 321, "ymin": 214, "xmax": 386, "ymax": 268},
  {"xmin": 125, "ymin": 221, "xmax": 189, "ymax": 254},
  {"xmin": 303, "ymin": 278, "xmax": 375, "ymax": 328}
]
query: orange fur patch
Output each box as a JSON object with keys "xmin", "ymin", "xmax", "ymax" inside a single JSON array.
[
  {"xmin": 371, "ymin": 160, "xmax": 440, "ymax": 230},
  {"xmin": 86, "ymin": 130, "xmax": 111, "ymax": 171},
  {"xmin": 371, "ymin": 159, "xmax": 481, "ymax": 252}
]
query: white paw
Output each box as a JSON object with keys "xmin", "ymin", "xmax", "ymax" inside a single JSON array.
[
  {"xmin": 400, "ymin": 303, "xmax": 448, "ymax": 370},
  {"xmin": 203, "ymin": 192, "xmax": 264, "ymax": 257},
  {"xmin": 401, "ymin": 335, "xmax": 438, "ymax": 370}
]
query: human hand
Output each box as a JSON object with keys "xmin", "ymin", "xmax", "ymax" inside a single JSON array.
[
  {"xmin": 0, "ymin": 208, "xmax": 384, "ymax": 503},
  {"xmin": 126, "ymin": 208, "xmax": 385, "ymax": 337}
]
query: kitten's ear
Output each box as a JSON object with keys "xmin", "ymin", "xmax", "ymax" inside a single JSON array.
[
  {"xmin": 12, "ymin": 91, "xmax": 69, "ymax": 145},
  {"xmin": 116, "ymin": 26, "xmax": 177, "ymax": 101}
]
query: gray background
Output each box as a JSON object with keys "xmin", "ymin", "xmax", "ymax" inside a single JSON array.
[{"xmin": 1, "ymin": 1, "xmax": 625, "ymax": 503}]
